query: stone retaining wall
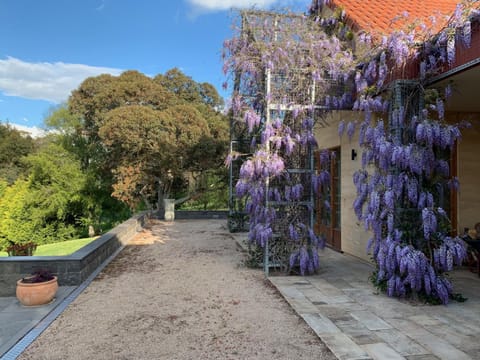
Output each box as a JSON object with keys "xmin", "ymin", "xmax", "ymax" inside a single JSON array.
[
  {"xmin": 0, "ymin": 213, "xmax": 146, "ymax": 297},
  {"xmin": 174, "ymin": 210, "xmax": 228, "ymax": 219}
]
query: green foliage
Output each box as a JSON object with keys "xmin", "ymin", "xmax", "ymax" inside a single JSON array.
[
  {"xmin": 178, "ymin": 171, "xmax": 229, "ymax": 211},
  {"xmin": 0, "ymin": 143, "xmax": 89, "ymax": 250},
  {"xmin": 44, "ymin": 103, "xmax": 82, "ymax": 134},
  {"xmin": 26, "ymin": 143, "xmax": 86, "ymax": 219},
  {"xmin": 0, "ymin": 179, "xmax": 36, "ymax": 249},
  {"xmin": 0, "ymin": 178, "xmax": 7, "ymax": 198},
  {"xmin": 154, "ymin": 68, "xmax": 204, "ymax": 104},
  {"xmin": 63, "ymin": 68, "xmax": 228, "ymax": 210},
  {"xmin": 0, "ymin": 123, "xmax": 35, "ymax": 183}
]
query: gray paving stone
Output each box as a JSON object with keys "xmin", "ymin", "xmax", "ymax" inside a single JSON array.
[
  {"xmin": 287, "ymin": 298, "xmax": 319, "ymax": 313},
  {"xmin": 292, "ymin": 280, "xmax": 311, "ymax": 285},
  {"xmin": 432, "ymin": 313, "xmax": 480, "ymax": 334},
  {"xmin": 408, "ymin": 314, "xmax": 444, "ymax": 327},
  {"xmin": 269, "ymin": 276, "xmax": 303, "ymax": 286},
  {"xmin": 327, "ymin": 295, "xmax": 356, "ymax": 304},
  {"xmin": 320, "ymin": 332, "xmax": 372, "ymax": 360},
  {"xmin": 302, "ymin": 287, "xmax": 330, "ymax": 302},
  {"xmin": 338, "ymin": 325, "xmax": 393, "ymax": 348},
  {"xmin": 0, "ymin": 297, "xmax": 13, "ymax": 311},
  {"xmin": 361, "ymin": 343, "xmax": 406, "ymax": 360},
  {"xmin": 328, "ymin": 313, "xmax": 355, "ymax": 322},
  {"xmin": 425, "ymin": 324, "xmax": 476, "ymax": 350},
  {"xmin": 276, "ymin": 285, "xmax": 306, "ymax": 300},
  {"xmin": 0, "ymin": 286, "xmax": 76, "ymax": 357},
  {"xmin": 335, "ymin": 319, "xmax": 371, "ymax": 337},
  {"xmin": 350, "ymin": 311, "xmax": 392, "ymax": 330},
  {"xmin": 351, "ymin": 333, "xmax": 383, "ymax": 346},
  {"xmin": 413, "ymin": 334, "xmax": 472, "ymax": 360},
  {"xmin": 0, "ymin": 320, "xmax": 37, "ymax": 357},
  {"xmin": 301, "ymin": 313, "xmax": 341, "ymax": 334},
  {"xmin": 464, "ymin": 346, "xmax": 480, "ymax": 359},
  {"xmin": 310, "ymin": 278, "xmax": 348, "ymax": 296},
  {"xmin": 322, "ymin": 277, "xmax": 358, "ymax": 290},
  {"xmin": 316, "ymin": 304, "xmax": 366, "ymax": 318},
  {"xmin": 393, "ymin": 319, "xmax": 472, "ymax": 360},
  {"xmin": 405, "ymin": 355, "xmax": 440, "ymax": 360},
  {"xmin": 269, "ymin": 248, "xmax": 480, "ymax": 360},
  {"xmin": 314, "ymin": 304, "xmax": 350, "ymax": 318},
  {"xmin": 375, "ymin": 329, "xmax": 429, "ymax": 356},
  {"xmin": 391, "ymin": 318, "xmax": 429, "ymax": 337}
]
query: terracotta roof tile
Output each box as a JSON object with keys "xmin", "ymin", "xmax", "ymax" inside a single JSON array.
[{"xmin": 330, "ymin": 0, "xmax": 459, "ymax": 34}]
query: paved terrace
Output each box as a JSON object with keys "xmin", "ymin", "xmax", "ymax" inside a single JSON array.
[
  {"xmin": 1, "ymin": 220, "xmax": 479, "ymax": 359},
  {"xmin": 269, "ymin": 246, "xmax": 480, "ymax": 360}
]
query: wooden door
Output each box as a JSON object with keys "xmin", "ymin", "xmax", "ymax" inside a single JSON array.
[{"xmin": 315, "ymin": 147, "xmax": 341, "ymax": 251}]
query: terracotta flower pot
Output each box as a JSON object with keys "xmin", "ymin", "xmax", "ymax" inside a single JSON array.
[{"xmin": 16, "ymin": 276, "xmax": 58, "ymax": 306}]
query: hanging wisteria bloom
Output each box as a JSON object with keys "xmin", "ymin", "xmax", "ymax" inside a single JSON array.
[
  {"xmin": 224, "ymin": 0, "xmax": 477, "ymax": 302},
  {"xmin": 222, "ymin": 6, "xmax": 357, "ymax": 275}
]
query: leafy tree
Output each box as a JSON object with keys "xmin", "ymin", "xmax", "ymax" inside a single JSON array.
[
  {"xmin": 0, "ymin": 123, "xmax": 35, "ymax": 183},
  {"xmin": 25, "ymin": 142, "xmax": 86, "ymax": 228},
  {"xmin": 45, "ymin": 104, "xmax": 131, "ymax": 232},
  {"xmin": 98, "ymin": 105, "xmax": 176, "ymax": 209},
  {"xmin": 154, "ymin": 68, "xmax": 203, "ymax": 104},
  {"xmin": 0, "ymin": 178, "xmax": 7, "ymax": 198},
  {"xmin": 199, "ymin": 82, "xmax": 224, "ymax": 108},
  {"xmin": 0, "ymin": 179, "xmax": 35, "ymax": 250},
  {"xmin": 0, "ymin": 142, "xmax": 90, "ymax": 250},
  {"xmin": 64, "ymin": 69, "xmax": 228, "ymax": 211}
]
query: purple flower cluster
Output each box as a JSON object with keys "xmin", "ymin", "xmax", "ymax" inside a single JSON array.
[{"xmin": 224, "ymin": 1, "xmax": 477, "ymax": 298}]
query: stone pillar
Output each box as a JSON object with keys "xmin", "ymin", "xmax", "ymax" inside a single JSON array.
[{"xmin": 164, "ymin": 199, "xmax": 175, "ymax": 221}]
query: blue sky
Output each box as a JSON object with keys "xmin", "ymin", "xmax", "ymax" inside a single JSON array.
[{"xmin": 0, "ymin": 0, "xmax": 309, "ymax": 133}]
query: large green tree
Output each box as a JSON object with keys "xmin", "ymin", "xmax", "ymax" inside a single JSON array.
[
  {"xmin": 0, "ymin": 123, "xmax": 35, "ymax": 183},
  {"xmin": 0, "ymin": 143, "xmax": 88, "ymax": 249},
  {"xmin": 59, "ymin": 68, "xmax": 228, "ymax": 211}
]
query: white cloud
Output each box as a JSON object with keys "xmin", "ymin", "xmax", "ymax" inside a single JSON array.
[
  {"xmin": 187, "ymin": 0, "xmax": 306, "ymax": 12},
  {"xmin": 0, "ymin": 57, "xmax": 123, "ymax": 103},
  {"xmin": 8, "ymin": 123, "xmax": 48, "ymax": 138}
]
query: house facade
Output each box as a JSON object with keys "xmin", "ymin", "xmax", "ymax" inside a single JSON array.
[{"xmin": 313, "ymin": 0, "xmax": 480, "ymax": 262}]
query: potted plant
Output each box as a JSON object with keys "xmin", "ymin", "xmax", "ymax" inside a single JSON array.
[{"xmin": 16, "ymin": 269, "xmax": 58, "ymax": 306}]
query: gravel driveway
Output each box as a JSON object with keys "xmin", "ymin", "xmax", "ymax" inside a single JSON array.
[{"xmin": 19, "ymin": 219, "xmax": 334, "ymax": 360}]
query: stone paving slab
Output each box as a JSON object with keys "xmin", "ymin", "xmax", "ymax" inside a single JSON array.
[
  {"xmin": 361, "ymin": 343, "xmax": 406, "ymax": 360},
  {"xmin": 320, "ymin": 333, "xmax": 371, "ymax": 360},
  {"xmin": 0, "ymin": 286, "xmax": 76, "ymax": 358},
  {"xmin": 374, "ymin": 329, "xmax": 429, "ymax": 356},
  {"xmin": 350, "ymin": 311, "xmax": 392, "ymax": 331},
  {"xmin": 301, "ymin": 313, "xmax": 341, "ymax": 334},
  {"xmin": 268, "ymin": 247, "xmax": 480, "ymax": 360}
]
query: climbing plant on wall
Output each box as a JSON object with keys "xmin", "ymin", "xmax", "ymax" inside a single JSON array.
[
  {"xmin": 225, "ymin": 0, "xmax": 478, "ymax": 302},
  {"xmin": 326, "ymin": 0, "xmax": 478, "ymax": 303}
]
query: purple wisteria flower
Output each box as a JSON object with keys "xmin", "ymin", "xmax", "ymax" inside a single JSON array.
[{"xmin": 224, "ymin": 4, "xmax": 470, "ymax": 302}]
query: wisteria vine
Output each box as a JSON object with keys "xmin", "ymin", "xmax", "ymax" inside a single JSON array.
[
  {"xmin": 224, "ymin": 0, "xmax": 478, "ymax": 302},
  {"xmin": 223, "ymin": 9, "xmax": 354, "ymax": 274},
  {"xmin": 334, "ymin": 0, "xmax": 479, "ymax": 303}
]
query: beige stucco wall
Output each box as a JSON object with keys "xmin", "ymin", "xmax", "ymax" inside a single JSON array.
[
  {"xmin": 314, "ymin": 111, "xmax": 372, "ymax": 262},
  {"xmin": 314, "ymin": 108, "xmax": 480, "ymax": 260},
  {"xmin": 452, "ymin": 113, "xmax": 480, "ymax": 234}
]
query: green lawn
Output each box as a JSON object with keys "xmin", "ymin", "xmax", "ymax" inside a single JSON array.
[{"xmin": 0, "ymin": 237, "xmax": 98, "ymax": 257}]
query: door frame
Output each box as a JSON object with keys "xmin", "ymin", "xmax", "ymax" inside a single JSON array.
[{"xmin": 315, "ymin": 147, "xmax": 342, "ymax": 251}]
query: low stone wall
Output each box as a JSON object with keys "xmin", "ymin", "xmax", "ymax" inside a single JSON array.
[
  {"xmin": 173, "ymin": 210, "xmax": 228, "ymax": 220},
  {"xmin": 0, "ymin": 213, "xmax": 146, "ymax": 297}
]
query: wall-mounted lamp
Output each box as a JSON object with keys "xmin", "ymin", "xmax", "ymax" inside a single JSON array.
[{"xmin": 351, "ymin": 149, "xmax": 357, "ymax": 161}]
